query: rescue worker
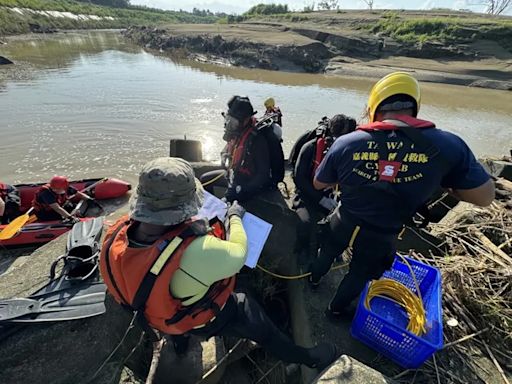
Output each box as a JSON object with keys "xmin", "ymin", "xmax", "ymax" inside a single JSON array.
[
  {"xmin": 0, "ymin": 182, "xmax": 21, "ymax": 224},
  {"xmin": 309, "ymin": 72, "xmax": 495, "ymax": 318},
  {"xmin": 201, "ymin": 96, "xmax": 285, "ymax": 202},
  {"xmin": 99, "ymin": 157, "xmax": 338, "ymax": 370},
  {"xmin": 264, "ymin": 97, "xmax": 283, "ymax": 127},
  {"xmin": 292, "ymin": 114, "xmax": 356, "ymax": 264},
  {"xmin": 32, "ymin": 176, "xmax": 91, "ymax": 222}
]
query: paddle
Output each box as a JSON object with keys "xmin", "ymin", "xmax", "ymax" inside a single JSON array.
[
  {"xmin": 0, "ymin": 208, "xmax": 35, "ymax": 241},
  {"xmin": 0, "ymin": 178, "xmax": 108, "ymax": 241}
]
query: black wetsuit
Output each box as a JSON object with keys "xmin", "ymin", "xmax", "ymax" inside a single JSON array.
[{"xmin": 292, "ymin": 139, "xmax": 330, "ymax": 262}]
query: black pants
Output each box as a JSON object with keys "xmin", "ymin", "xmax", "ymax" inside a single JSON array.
[
  {"xmin": 190, "ymin": 293, "xmax": 318, "ymax": 367},
  {"xmin": 200, "ymin": 170, "xmax": 228, "ymax": 197},
  {"xmin": 311, "ymin": 208, "xmax": 398, "ymax": 312},
  {"xmin": 293, "ymin": 199, "xmax": 325, "ymax": 262},
  {"xmin": 1, "ymin": 202, "xmax": 20, "ymax": 224}
]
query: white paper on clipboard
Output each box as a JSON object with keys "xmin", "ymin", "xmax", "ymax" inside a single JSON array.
[
  {"xmin": 197, "ymin": 192, "xmax": 272, "ymax": 268},
  {"xmin": 242, "ymin": 213, "xmax": 272, "ymax": 268},
  {"xmin": 197, "ymin": 191, "xmax": 228, "ymax": 221}
]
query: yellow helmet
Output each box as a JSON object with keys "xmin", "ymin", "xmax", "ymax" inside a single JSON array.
[
  {"xmin": 264, "ymin": 97, "xmax": 275, "ymax": 109},
  {"xmin": 367, "ymin": 72, "xmax": 421, "ymax": 122}
]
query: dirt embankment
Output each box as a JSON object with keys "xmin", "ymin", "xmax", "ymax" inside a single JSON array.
[
  {"xmin": 124, "ymin": 24, "xmax": 332, "ymax": 73},
  {"xmin": 124, "ymin": 13, "xmax": 512, "ymax": 91}
]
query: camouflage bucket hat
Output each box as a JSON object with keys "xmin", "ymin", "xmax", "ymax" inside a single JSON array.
[{"xmin": 129, "ymin": 157, "xmax": 204, "ymax": 226}]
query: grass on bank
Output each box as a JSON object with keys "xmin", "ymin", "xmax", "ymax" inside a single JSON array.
[
  {"xmin": 368, "ymin": 11, "xmax": 512, "ymax": 48},
  {"xmin": 0, "ymin": 0, "xmax": 218, "ymax": 35},
  {"xmin": 238, "ymin": 9, "xmax": 512, "ymax": 50}
]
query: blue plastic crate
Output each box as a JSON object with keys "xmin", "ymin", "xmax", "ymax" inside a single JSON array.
[{"xmin": 351, "ymin": 255, "xmax": 443, "ymax": 369}]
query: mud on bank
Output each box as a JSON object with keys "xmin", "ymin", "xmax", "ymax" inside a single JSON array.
[{"xmin": 124, "ymin": 22, "xmax": 512, "ymax": 91}]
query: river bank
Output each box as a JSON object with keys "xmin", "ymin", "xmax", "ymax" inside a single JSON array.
[{"xmin": 124, "ymin": 10, "xmax": 512, "ymax": 90}]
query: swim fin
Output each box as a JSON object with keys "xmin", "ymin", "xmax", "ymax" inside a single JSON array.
[
  {"xmin": 50, "ymin": 217, "xmax": 104, "ymax": 281},
  {"xmin": 0, "ymin": 281, "xmax": 106, "ymax": 323},
  {"xmin": 0, "ymin": 217, "xmax": 107, "ymax": 325}
]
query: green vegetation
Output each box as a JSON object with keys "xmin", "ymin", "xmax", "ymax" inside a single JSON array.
[
  {"xmin": 221, "ymin": 3, "xmax": 290, "ymax": 23},
  {"xmin": 245, "ymin": 3, "xmax": 289, "ymax": 15},
  {"xmin": 0, "ymin": 0, "xmax": 218, "ymax": 35},
  {"xmin": 368, "ymin": 12, "xmax": 512, "ymax": 49},
  {"xmin": 76, "ymin": 0, "xmax": 129, "ymax": 8},
  {"xmin": 235, "ymin": 11, "xmax": 309, "ymax": 23}
]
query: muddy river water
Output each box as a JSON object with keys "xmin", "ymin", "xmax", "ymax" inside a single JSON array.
[{"xmin": 1, "ymin": 30, "xmax": 511, "ymax": 186}]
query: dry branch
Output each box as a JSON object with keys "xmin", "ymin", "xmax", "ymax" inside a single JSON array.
[{"xmin": 405, "ymin": 201, "xmax": 512, "ymax": 383}]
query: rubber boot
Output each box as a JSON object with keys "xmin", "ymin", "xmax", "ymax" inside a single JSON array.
[{"xmin": 306, "ymin": 342, "xmax": 338, "ymax": 371}]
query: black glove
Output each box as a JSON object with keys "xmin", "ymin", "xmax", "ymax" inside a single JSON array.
[
  {"xmin": 225, "ymin": 185, "xmax": 243, "ymax": 203},
  {"xmin": 227, "ymin": 200, "xmax": 246, "ymax": 219}
]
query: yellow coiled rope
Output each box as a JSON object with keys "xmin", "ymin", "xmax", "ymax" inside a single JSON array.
[
  {"xmin": 364, "ymin": 255, "xmax": 427, "ymax": 336},
  {"xmin": 256, "ymin": 263, "xmax": 348, "ymax": 280}
]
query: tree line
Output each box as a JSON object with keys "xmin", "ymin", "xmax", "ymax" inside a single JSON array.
[{"xmin": 243, "ymin": 0, "xmax": 510, "ymax": 15}]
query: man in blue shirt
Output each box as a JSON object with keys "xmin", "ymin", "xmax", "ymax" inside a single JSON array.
[{"xmin": 309, "ymin": 72, "xmax": 495, "ymax": 318}]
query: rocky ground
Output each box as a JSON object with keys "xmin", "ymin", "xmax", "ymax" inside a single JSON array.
[{"xmin": 124, "ymin": 10, "xmax": 512, "ymax": 91}]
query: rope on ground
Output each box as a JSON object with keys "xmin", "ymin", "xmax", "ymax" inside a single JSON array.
[
  {"xmin": 89, "ymin": 312, "xmax": 137, "ymax": 382},
  {"xmin": 256, "ymin": 262, "xmax": 348, "ymax": 280},
  {"xmin": 112, "ymin": 332, "xmax": 145, "ymax": 384},
  {"xmin": 201, "ymin": 172, "xmax": 226, "ymax": 188}
]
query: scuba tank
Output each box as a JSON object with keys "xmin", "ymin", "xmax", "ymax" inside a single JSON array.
[{"xmin": 312, "ymin": 131, "xmax": 334, "ymax": 176}]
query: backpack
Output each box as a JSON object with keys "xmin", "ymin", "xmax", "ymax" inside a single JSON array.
[{"xmin": 289, "ymin": 118, "xmax": 329, "ymax": 171}]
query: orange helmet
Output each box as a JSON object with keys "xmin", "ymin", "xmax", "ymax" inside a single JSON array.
[{"xmin": 50, "ymin": 176, "xmax": 69, "ymax": 190}]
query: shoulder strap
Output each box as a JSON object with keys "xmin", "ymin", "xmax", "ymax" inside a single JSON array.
[
  {"xmin": 399, "ymin": 125, "xmax": 441, "ymax": 162},
  {"xmin": 103, "ymin": 221, "xmax": 131, "ymax": 306},
  {"xmin": 130, "ymin": 224, "xmax": 199, "ymax": 312}
]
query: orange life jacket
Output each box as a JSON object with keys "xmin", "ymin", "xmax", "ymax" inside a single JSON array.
[
  {"xmin": 99, "ymin": 215, "xmax": 235, "ymax": 336},
  {"xmin": 32, "ymin": 184, "xmax": 69, "ymax": 213}
]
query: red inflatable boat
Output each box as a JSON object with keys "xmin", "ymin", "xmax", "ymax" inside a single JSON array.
[{"xmin": 0, "ymin": 178, "xmax": 131, "ymax": 247}]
